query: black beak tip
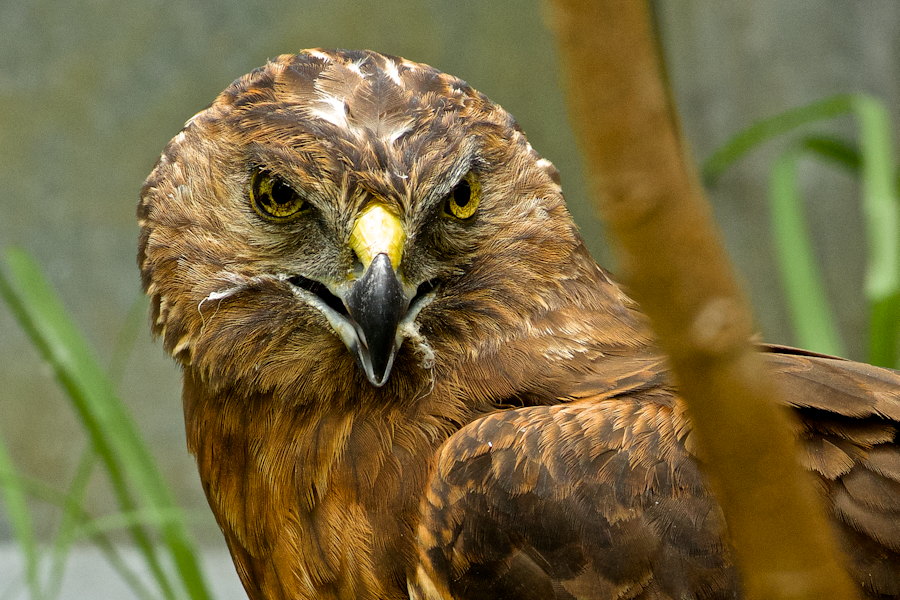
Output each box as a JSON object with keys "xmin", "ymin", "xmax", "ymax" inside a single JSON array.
[
  {"xmin": 368, "ymin": 352, "xmax": 396, "ymax": 388},
  {"xmin": 346, "ymin": 253, "xmax": 409, "ymax": 387}
]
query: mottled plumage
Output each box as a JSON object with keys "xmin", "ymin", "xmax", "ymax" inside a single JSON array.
[{"xmin": 138, "ymin": 49, "xmax": 900, "ymax": 599}]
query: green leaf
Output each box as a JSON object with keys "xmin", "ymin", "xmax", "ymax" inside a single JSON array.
[
  {"xmin": 1, "ymin": 470, "xmax": 160, "ymax": 600},
  {"xmin": 0, "ymin": 435, "xmax": 44, "ymax": 600},
  {"xmin": 75, "ymin": 508, "xmax": 210, "ymax": 539},
  {"xmin": 46, "ymin": 447, "xmax": 96, "ymax": 600},
  {"xmin": 703, "ymin": 93, "xmax": 900, "ymax": 368},
  {"xmin": 851, "ymin": 94, "xmax": 899, "ymax": 304},
  {"xmin": 769, "ymin": 146, "xmax": 846, "ymax": 357},
  {"xmin": 702, "ymin": 94, "xmax": 855, "ymax": 186},
  {"xmin": 108, "ymin": 293, "xmax": 150, "ymax": 390},
  {"xmin": 870, "ymin": 293, "xmax": 900, "ymax": 369},
  {"xmin": 0, "ymin": 248, "xmax": 211, "ymax": 600},
  {"xmin": 797, "ymin": 136, "xmax": 861, "ymax": 172}
]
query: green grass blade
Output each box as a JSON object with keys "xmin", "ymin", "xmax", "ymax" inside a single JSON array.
[
  {"xmin": 703, "ymin": 94, "xmax": 854, "ymax": 186},
  {"xmin": 6, "ymin": 473, "xmax": 161, "ymax": 600},
  {"xmin": 0, "ymin": 249, "xmax": 175, "ymax": 600},
  {"xmin": 75, "ymin": 508, "xmax": 210, "ymax": 538},
  {"xmin": 849, "ymin": 95, "xmax": 900, "ymax": 367},
  {"xmin": 797, "ymin": 136, "xmax": 861, "ymax": 172},
  {"xmin": 798, "ymin": 130, "xmax": 899, "ymax": 367},
  {"xmin": 784, "ymin": 128, "xmax": 899, "ymax": 367},
  {"xmin": 850, "ymin": 95, "xmax": 900, "ymax": 304},
  {"xmin": 0, "ymin": 248, "xmax": 211, "ymax": 600},
  {"xmin": 46, "ymin": 446, "xmax": 97, "ymax": 600},
  {"xmin": 769, "ymin": 146, "xmax": 846, "ymax": 357},
  {"xmin": 6, "ymin": 470, "xmax": 205, "ymax": 600},
  {"xmin": 870, "ymin": 293, "xmax": 900, "ymax": 368},
  {"xmin": 108, "ymin": 293, "xmax": 150, "ymax": 390},
  {"xmin": 0, "ymin": 435, "xmax": 44, "ymax": 600},
  {"xmin": 703, "ymin": 93, "xmax": 900, "ymax": 367}
]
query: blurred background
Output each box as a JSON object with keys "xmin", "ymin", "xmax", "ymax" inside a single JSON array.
[{"xmin": 1, "ymin": 0, "xmax": 898, "ymax": 596}]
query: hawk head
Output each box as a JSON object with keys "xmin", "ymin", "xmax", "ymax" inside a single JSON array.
[{"xmin": 138, "ymin": 49, "xmax": 637, "ymax": 404}]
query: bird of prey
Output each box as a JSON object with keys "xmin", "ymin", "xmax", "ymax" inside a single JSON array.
[{"xmin": 138, "ymin": 49, "xmax": 900, "ymax": 599}]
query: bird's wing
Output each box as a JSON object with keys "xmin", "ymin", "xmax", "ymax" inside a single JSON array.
[
  {"xmin": 411, "ymin": 348, "xmax": 900, "ymax": 600},
  {"xmin": 765, "ymin": 347, "xmax": 900, "ymax": 597}
]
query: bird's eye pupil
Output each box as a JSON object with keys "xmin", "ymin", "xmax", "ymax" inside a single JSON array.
[
  {"xmin": 250, "ymin": 169, "xmax": 307, "ymax": 221},
  {"xmin": 444, "ymin": 174, "xmax": 480, "ymax": 220},
  {"xmin": 452, "ymin": 180, "xmax": 471, "ymax": 208},
  {"xmin": 269, "ymin": 180, "xmax": 294, "ymax": 205}
]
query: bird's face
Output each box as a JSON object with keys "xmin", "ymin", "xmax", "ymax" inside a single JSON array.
[{"xmin": 139, "ymin": 50, "xmax": 585, "ymax": 401}]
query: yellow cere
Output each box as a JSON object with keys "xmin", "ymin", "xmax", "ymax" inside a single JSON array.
[{"xmin": 349, "ymin": 202, "xmax": 406, "ymax": 270}]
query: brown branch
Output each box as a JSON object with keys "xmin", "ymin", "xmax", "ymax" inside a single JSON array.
[{"xmin": 547, "ymin": 1, "xmax": 859, "ymax": 598}]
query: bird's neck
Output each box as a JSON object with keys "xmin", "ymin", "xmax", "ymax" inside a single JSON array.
[{"xmin": 182, "ymin": 370, "xmax": 467, "ymax": 599}]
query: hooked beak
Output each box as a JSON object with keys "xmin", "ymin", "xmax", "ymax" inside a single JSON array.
[
  {"xmin": 289, "ymin": 203, "xmax": 434, "ymax": 387},
  {"xmin": 344, "ymin": 252, "xmax": 408, "ymax": 385}
]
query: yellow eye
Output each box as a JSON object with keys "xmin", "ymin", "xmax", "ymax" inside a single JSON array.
[
  {"xmin": 443, "ymin": 173, "xmax": 481, "ymax": 220},
  {"xmin": 250, "ymin": 169, "xmax": 308, "ymax": 221}
]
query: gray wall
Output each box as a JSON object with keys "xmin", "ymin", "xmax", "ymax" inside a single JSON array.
[{"xmin": 0, "ymin": 0, "xmax": 897, "ymax": 552}]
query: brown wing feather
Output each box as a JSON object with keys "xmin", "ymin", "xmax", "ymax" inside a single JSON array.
[
  {"xmin": 413, "ymin": 392, "xmax": 736, "ymax": 599},
  {"xmin": 768, "ymin": 349, "xmax": 900, "ymax": 596},
  {"xmin": 412, "ymin": 348, "xmax": 900, "ymax": 599}
]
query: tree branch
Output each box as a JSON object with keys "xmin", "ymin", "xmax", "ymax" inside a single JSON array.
[{"xmin": 548, "ymin": 1, "xmax": 859, "ymax": 598}]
